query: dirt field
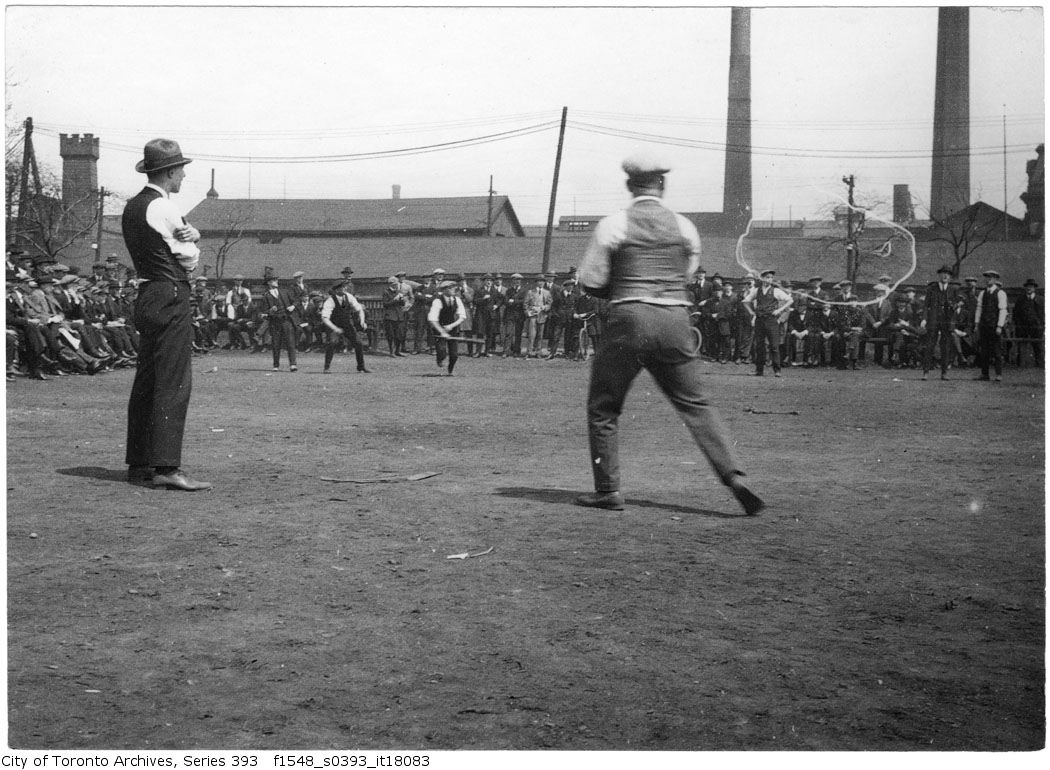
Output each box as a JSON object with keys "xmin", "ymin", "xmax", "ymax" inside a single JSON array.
[{"xmin": 5, "ymin": 349, "xmax": 1045, "ymax": 750}]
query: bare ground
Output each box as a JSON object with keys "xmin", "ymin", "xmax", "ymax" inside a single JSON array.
[{"xmin": 5, "ymin": 350, "xmax": 1045, "ymax": 750}]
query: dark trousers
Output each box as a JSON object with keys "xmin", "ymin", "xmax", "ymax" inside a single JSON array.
[
  {"xmin": 923, "ymin": 324, "xmax": 953, "ymax": 375},
  {"xmin": 126, "ymin": 280, "xmax": 193, "ymax": 469},
  {"xmin": 587, "ymin": 304, "xmax": 741, "ymax": 493},
  {"xmin": 978, "ymin": 325, "xmax": 1003, "ymax": 377},
  {"xmin": 436, "ymin": 337, "xmax": 459, "ymax": 373},
  {"xmin": 324, "ymin": 333, "xmax": 366, "ymax": 371},
  {"xmin": 384, "ymin": 318, "xmax": 406, "ymax": 353},
  {"xmin": 1013, "ymin": 325, "xmax": 1043, "ymax": 366},
  {"xmin": 753, "ymin": 316, "xmax": 781, "ymax": 373},
  {"xmin": 270, "ymin": 317, "xmax": 298, "ymax": 367}
]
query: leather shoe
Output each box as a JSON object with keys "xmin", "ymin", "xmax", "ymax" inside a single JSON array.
[
  {"xmin": 574, "ymin": 491, "xmax": 625, "ymax": 511},
  {"xmin": 728, "ymin": 476, "xmax": 765, "ymax": 515},
  {"xmin": 358, "ymin": 368, "xmax": 371, "ymax": 373},
  {"xmin": 152, "ymin": 471, "xmax": 213, "ymax": 491},
  {"xmin": 29, "ymin": 372, "xmax": 49, "ymax": 381},
  {"xmin": 126, "ymin": 466, "xmax": 153, "ymax": 485}
]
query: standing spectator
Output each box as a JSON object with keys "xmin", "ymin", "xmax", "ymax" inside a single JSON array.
[
  {"xmin": 224, "ymin": 275, "xmax": 253, "ymax": 350},
  {"xmin": 1011, "ymin": 278, "xmax": 1043, "ymax": 367},
  {"xmin": 710, "ymin": 281, "xmax": 737, "ymax": 363},
  {"xmin": 921, "ymin": 265, "xmax": 960, "ymax": 380},
  {"xmin": 259, "ymin": 274, "xmax": 300, "ymax": 371},
  {"xmin": 867, "ymin": 274, "xmax": 895, "ymax": 367},
  {"xmin": 429, "ymin": 279, "xmax": 466, "ymax": 375},
  {"xmin": 734, "ymin": 276, "xmax": 756, "ymax": 364},
  {"xmin": 547, "ymin": 277, "xmax": 577, "ymax": 358},
  {"xmin": 743, "ymin": 269, "xmax": 792, "ymax": 377},
  {"xmin": 974, "ymin": 269, "xmax": 1008, "ymax": 382},
  {"xmin": 456, "ymin": 273, "xmax": 477, "ymax": 356},
  {"xmin": 501, "ymin": 273, "xmax": 527, "ymax": 357},
  {"xmin": 805, "ymin": 276, "xmax": 829, "ymax": 310},
  {"xmin": 381, "ymin": 275, "xmax": 409, "ymax": 356},
  {"xmin": 523, "ymin": 273, "xmax": 552, "ymax": 358},
  {"xmin": 949, "ymin": 296, "xmax": 975, "ymax": 368},
  {"xmin": 121, "ymin": 138, "xmax": 211, "ymax": 490},
  {"xmin": 472, "ymin": 273, "xmax": 499, "ymax": 357},
  {"xmin": 322, "ymin": 279, "xmax": 370, "ymax": 374},
  {"xmin": 490, "ymin": 272, "xmax": 508, "ymax": 353},
  {"xmin": 412, "ymin": 272, "xmax": 440, "ymax": 354},
  {"xmin": 289, "ymin": 271, "xmax": 309, "ymax": 302}
]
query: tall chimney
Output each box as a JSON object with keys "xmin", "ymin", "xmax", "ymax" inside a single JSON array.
[
  {"xmin": 893, "ymin": 184, "xmax": 915, "ymax": 223},
  {"xmin": 206, "ymin": 168, "xmax": 219, "ymax": 199},
  {"xmin": 723, "ymin": 7, "xmax": 752, "ymax": 231},
  {"xmin": 929, "ymin": 7, "xmax": 970, "ymax": 220}
]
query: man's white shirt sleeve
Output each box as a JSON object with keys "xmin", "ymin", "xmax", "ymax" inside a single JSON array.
[{"xmin": 144, "ymin": 189, "xmax": 200, "ymax": 272}]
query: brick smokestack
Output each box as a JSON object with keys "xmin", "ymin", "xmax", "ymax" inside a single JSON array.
[
  {"xmin": 59, "ymin": 133, "xmax": 99, "ymax": 223},
  {"xmin": 893, "ymin": 184, "xmax": 915, "ymax": 223},
  {"xmin": 929, "ymin": 7, "xmax": 970, "ymax": 220},
  {"xmin": 723, "ymin": 6, "xmax": 752, "ymax": 231}
]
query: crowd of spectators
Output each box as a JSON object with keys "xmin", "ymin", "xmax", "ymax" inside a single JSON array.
[{"xmin": 7, "ymin": 251, "xmax": 1044, "ymax": 382}]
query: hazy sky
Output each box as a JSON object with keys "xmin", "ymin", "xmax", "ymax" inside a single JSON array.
[{"xmin": 4, "ymin": 3, "xmax": 1045, "ymax": 225}]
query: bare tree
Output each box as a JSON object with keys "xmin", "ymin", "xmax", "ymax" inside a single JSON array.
[
  {"xmin": 9, "ymin": 167, "xmax": 100, "ymax": 261},
  {"xmin": 918, "ymin": 196, "xmax": 1001, "ymax": 278},
  {"xmin": 205, "ymin": 204, "xmax": 253, "ymax": 278}
]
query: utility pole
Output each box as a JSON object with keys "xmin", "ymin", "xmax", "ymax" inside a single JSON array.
[
  {"xmin": 1003, "ymin": 108, "xmax": 1009, "ymax": 240},
  {"xmin": 542, "ymin": 106, "xmax": 568, "ymax": 275},
  {"xmin": 843, "ymin": 174, "xmax": 858, "ymax": 283},
  {"xmin": 486, "ymin": 175, "xmax": 494, "ymax": 236},
  {"xmin": 94, "ymin": 187, "xmax": 107, "ymax": 261},
  {"xmin": 15, "ymin": 116, "xmax": 37, "ymax": 244}
]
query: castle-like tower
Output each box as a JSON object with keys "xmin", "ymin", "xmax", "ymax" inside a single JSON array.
[{"xmin": 59, "ymin": 133, "xmax": 100, "ymax": 222}]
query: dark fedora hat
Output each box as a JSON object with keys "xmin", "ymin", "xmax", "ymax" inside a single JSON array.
[{"xmin": 135, "ymin": 138, "xmax": 193, "ymax": 174}]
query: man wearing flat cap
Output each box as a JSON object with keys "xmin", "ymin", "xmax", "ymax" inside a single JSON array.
[
  {"xmin": 574, "ymin": 152, "xmax": 764, "ymax": 515},
  {"xmin": 122, "ymin": 138, "xmax": 211, "ymax": 490},
  {"xmin": 742, "ymin": 269, "xmax": 793, "ymax": 377},
  {"xmin": 974, "ymin": 270, "xmax": 1008, "ymax": 381},
  {"xmin": 428, "ymin": 279, "xmax": 467, "ymax": 375}
]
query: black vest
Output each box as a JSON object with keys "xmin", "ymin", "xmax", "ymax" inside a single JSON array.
[
  {"xmin": 979, "ymin": 288, "xmax": 1000, "ymax": 328},
  {"xmin": 330, "ymin": 294, "xmax": 355, "ymax": 330},
  {"xmin": 121, "ymin": 187, "xmax": 189, "ymax": 283},
  {"xmin": 755, "ymin": 287, "xmax": 779, "ymax": 317},
  {"xmin": 438, "ymin": 296, "xmax": 458, "ymax": 326}
]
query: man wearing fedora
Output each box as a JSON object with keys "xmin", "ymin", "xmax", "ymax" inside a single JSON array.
[
  {"xmin": 122, "ymin": 138, "xmax": 212, "ymax": 491},
  {"xmin": 575, "ymin": 153, "xmax": 764, "ymax": 515},
  {"xmin": 921, "ymin": 265, "xmax": 960, "ymax": 380},
  {"xmin": 1011, "ymin": 278, "xmax": 1043, "ymax": 367},
  {"xmin": 974, "ymin": 269, "xmax": 1008, "ymax": 382}
]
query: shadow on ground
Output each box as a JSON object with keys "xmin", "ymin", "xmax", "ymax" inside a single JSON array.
[{"xmin": 493, "ymin": 485, "xmax": 742, "ymax": 518}]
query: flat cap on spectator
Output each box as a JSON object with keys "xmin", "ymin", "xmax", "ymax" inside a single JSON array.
[
  {"xmin": 233, "ymin": 274, "xmax": 245, "ymax": 280},
  {"xmin": 309, "ymin": 290, "xmax": 322, "ymax": 297},
  {"xmin": 902, "ymin": 285, "xmax": 916, "ymax": 293},
  {"xmin": 839, "ymin": 279, "xmax": 853, "ymax": 287},
  {"xmin": 482, "ymin": 273, "xmax": 493, "ymax": 279},
  {"xmin": 982, "ymin": 269, "xmax": 1001, "ymax": 280},
  {"xmin": 57, "ymin": 274, "xmax": 78, "ymax": 285},
  {"xmin": 494, "ymin": 272, "xmax": 503, "ymax": 279},
  {"xmin": 292, "ymin": 271, "xmax": 304, "ymax": 278},
  {"xmin": 195, "ymin": 276, "xmax": 208, "ymax": 282},
  {"xmin": 51, "ymin": 263, "xmax": 70, "ymax": 273},
  {"xmin": 760, "ymin": 269, "xmax": 776, "ymax": 278},
  {"xmin": 964, "ymin": 276, "xmax": 978, "ymax": 282},
  {"xmin": 622, "ymin": 152, "xmax": 671, "ymax": 180},
  {"xmin": 432, "ymin": 268, "xmax": 446, "ymax": 275},
  {"xmin": 387, "ymin": 276, "xmax": 399, "ymax": 284},
  {"xmin": 438, "ymin": 280, "xmax": 456, "ymax": 289},
  {"xmin": 510, "ymin": 273, "xmax": 523, "ymax": 280},
  {"xmin": 809, "ymin": 276, "xmax": 822, "ymax": 283},
  {"xmin": 396, "ymin": 271, "xmax": 407, "ymax": 277},
  {"xmin": 878, "ymin": 274, "xmax": 893, "ymax": 283}
]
